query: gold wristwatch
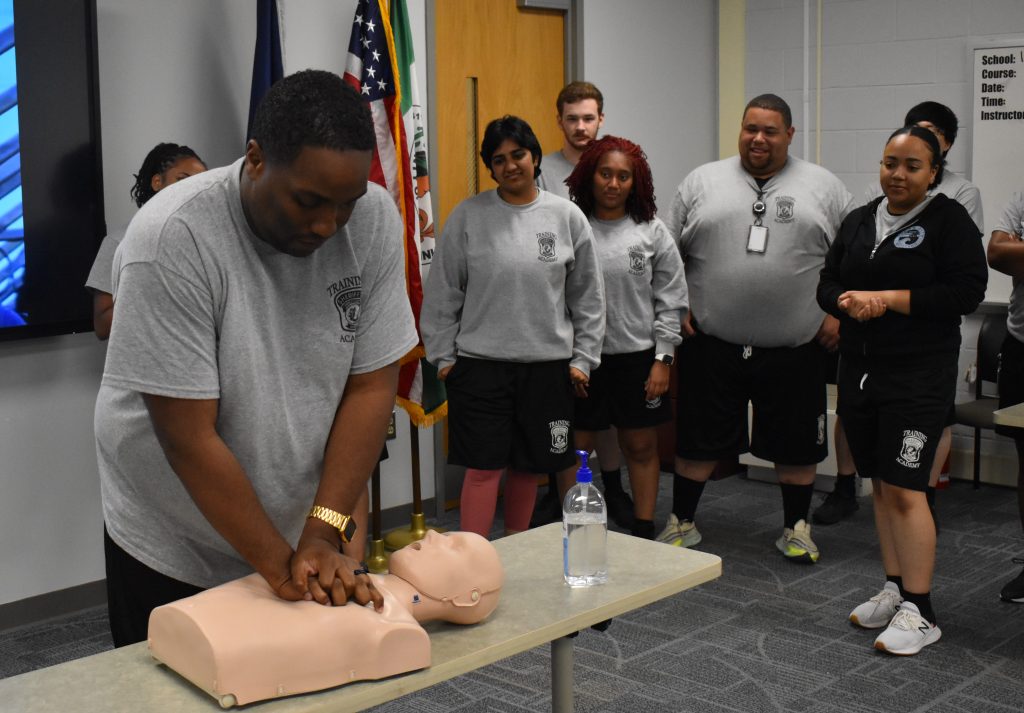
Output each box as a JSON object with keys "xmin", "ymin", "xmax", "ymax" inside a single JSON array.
[{"xmin": 307, "ymin": 505, "xmax": 357, "ymax": 544}]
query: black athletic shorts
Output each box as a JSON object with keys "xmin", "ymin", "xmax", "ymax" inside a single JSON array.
[
  {"xmin": 675, "ymin": 332, "xmax": 828, "ymax": 465},
  {"xmin": 997, "ymin": 332, "xmax": 1024, "ymax": 439},
  {"xmin": 104, "ymin": 527, "xmax": 204, "ymax": 648},
  {"xmin": 837, "ymin": 352, "xmax": 957, "ymax": 491},
  {"xmin": 445, "ymin": 357, "xmax": 577, "ymax": 472},
  {"xmin": 575, "ymin": 349, "xmax": 672, "ymax": 430}
]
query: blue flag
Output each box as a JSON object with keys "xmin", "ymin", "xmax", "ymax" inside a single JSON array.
[{"xmin": 247, "ymin": 0, "xmax": 283, "ymax": 140}]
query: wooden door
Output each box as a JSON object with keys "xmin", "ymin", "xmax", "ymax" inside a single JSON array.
[{"xmin": 434, "ymin": 0, "xmax": 565, "ymax": 230}]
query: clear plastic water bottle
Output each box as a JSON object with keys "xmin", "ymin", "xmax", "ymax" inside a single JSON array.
[{"xmin": 562, "ymin": 449, "xmax": 608, "ymax": 587}]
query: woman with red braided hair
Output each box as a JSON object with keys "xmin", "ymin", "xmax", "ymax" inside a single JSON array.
[{"xmin": 566, "ymin": 136, "xmax": 688, "ymax": 539}]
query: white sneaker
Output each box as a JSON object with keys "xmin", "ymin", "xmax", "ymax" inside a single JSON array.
[
  {"xmin": 873, "ymin": 601, "xmax": 941, "ymax": 655},
  {"xmin": 849, "ymin": 581, "xmax": 902, "ymax": 629},
  {"xmin": 656, "ymin": 513, "xmax": 702, "ymax": 547},
  {"xmin": 775, "ymin": 519, "xmax": 819, "ymax": 563}
]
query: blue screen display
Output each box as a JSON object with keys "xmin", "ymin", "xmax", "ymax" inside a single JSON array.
[{"xmin": 0, "ymin": 0, "xmax": 23, "ymax": 327}]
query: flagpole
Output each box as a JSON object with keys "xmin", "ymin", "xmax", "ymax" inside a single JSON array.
[
  {"xmin": 383, "ymin": 418, "xmax": 445, "ymax": 550},
  {"xmin": 366, "ymin": 463, "xmax": 389, "ymax": 572}
]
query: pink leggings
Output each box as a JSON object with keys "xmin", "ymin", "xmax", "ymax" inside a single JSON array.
[{"xmin": 460, "ymin": 468, "xmax": 539, "ymax": 537}]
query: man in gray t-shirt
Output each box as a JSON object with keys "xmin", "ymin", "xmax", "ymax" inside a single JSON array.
[
  {"xmin": 537, "ymin": 81, "xmax": 603, "ymax": 199},
  {"xmin": 95, "ymin": 70, "xmax": 417, "ymax": 646},
  {"xmin": 987, "ymin": 192, "xmax": 1024, "ymax": 603},
  {"xmin": 659, "ymin": 94, "xmax": 853, "ymax": 563}
]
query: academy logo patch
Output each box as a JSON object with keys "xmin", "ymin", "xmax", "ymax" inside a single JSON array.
[
  {"xmin": 645, "ymin": 396, "xmax": 662, "ymax": 409},
  {"xmin": 327, "ymin": 275, "xmax": 362, "ymax": 342},
  {"xmin": 628, "ymin": 244, "xmax": 646, "ymax": 276},
  {"xmin": 774, "ymin": 195, "xmax": 795, "ymax": 223},
  {"xmin": 897, "ymin": 429, "xmax": 927, "ymax": 469},
  {"xmin": 549, "ymin": 419, "xmax": 569, "ymax": 453},
  {"xmin": 816, "ymin": 414, "xmax": 826, "ymax": 446},
  {"xmin": 537, "ymin": 232, "xmax": 557, "ymax": 262},
  {"xmin": 893, "ymin": 226, "xmax": 925, "ymax": 249}
]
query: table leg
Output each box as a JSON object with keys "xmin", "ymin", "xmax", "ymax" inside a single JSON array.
[{"xmin": 551, "ymin": 635, "xmax": 574, "ymax": 713}]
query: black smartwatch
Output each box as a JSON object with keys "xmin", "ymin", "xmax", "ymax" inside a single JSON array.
[{"xmin": 654, "ymin": 353, "xmax": 674, "ymax": 366}]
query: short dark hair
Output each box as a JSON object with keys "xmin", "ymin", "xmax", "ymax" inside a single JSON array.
[
  {"xmin": 556, "ymin": 81, "xmax": 604, "ymax": 116},
  {"xmin": 480, "ymin": 115, "xmax": 542, "ymax": 179},
  {"xmin": 887, "ymin": 125, "xmax": 945, "ymax": 188},
  {"xmin": 904, "ymin": 101, "xmax": 958, "ymax": 151},
  {"xmin": 566, "ymin": 135, "xmax": 656, "ymax": 223},
  {"xmin": 130, "ymin": 143, "xmax": 205, "ymax": 208},
  {"xmin": 743, "ymin": 93, "xmax": 792, "ymax": 128},
  {"xmin": 249, "ymin": 69, "xmax": 374, "ymax": 165}
]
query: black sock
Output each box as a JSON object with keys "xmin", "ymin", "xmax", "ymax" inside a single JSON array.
[
  {"xmin": 780, "ymin": 483, "xmax": 815, "ymax": 529},
  {"xmin": 902, "ymin": 589, "xmax": 936, "ymax": 625},
  {"xmin": 602, "ymin": 468, "xmax": 624, "ymax": 495},
  {"xmin": 885, "ymin": 574, "xmax": 904, "ymax": 597},
  {"xmin": 631, "ymin": 518, "xmax": 655, "ymax": 540},
  {"xmin": 835, "ymin": 473, "xmax": 857, "ymax": 497},
  {"xmin": 672, "ymin": 473, "xmax": 706, "ymax": 522}
]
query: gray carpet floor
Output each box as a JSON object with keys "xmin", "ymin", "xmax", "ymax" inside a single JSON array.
[{"xmin": 2, "ymin": 474, "xmax": 1023, "ymax": 712}]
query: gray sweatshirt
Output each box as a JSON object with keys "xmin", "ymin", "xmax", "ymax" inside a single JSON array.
[
  {"xmin": 422, "ymin": 190, "xmax": 605, "ymax": 374},
  {"xmin": 591, "ymin": 216, "xmax": 687, "ymax": 355},
  {"xmin": 665, "ymin": 155, "xmax": 853, "ymax": 347}
]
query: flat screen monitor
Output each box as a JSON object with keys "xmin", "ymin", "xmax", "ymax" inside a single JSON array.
[{"xmin": 0, "ymin": 0, "xmax": 104, "ymax": 340}]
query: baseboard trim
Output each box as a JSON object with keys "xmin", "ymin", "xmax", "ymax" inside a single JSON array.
[
  {"xmin": 0, "ymin": 498, "xmax": 441, "ymax": 632},
  {"xmin": 0, "ymin": 580, "xmax": 107, "ymax": 632}
]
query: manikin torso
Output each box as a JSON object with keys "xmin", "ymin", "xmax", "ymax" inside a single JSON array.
[{"xmin": 148, "ymin": 531, "xmax": 503, "ymax": 707}]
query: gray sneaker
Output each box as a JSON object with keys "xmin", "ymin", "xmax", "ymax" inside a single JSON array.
[
  {"xmin": 656, "ymin": 513, "xmax": 702, "ymax": 547},
  {"xmin": 775, "ymin": 519, "xmax": 819, "ymax": 563},
  {"xmin": 849, "ymin": 581, "xmax": 902, "ymax": 629}
]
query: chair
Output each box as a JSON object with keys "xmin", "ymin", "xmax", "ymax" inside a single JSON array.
[{"xmin": 954, "ymin": 312, "xmax": 1008, "ymax": 489}]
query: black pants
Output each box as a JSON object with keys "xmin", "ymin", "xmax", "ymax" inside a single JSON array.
[{"xmin": 103, "ymin": 527, "xmax": 204, "ymax": 647}]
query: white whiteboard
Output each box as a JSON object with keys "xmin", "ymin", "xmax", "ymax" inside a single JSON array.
[{"xmin": 972, "ymin": 44, "xmax": 1024, "ymax": 304}]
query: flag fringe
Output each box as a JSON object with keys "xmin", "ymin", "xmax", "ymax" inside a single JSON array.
[{"xmin": 396, "ymin": 396, "xmax": 448, "ymax": 427}]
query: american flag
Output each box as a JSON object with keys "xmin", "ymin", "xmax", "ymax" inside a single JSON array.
[{"xmin": 344, "ymin": 0, "xmax": 445, "ymax": 426}]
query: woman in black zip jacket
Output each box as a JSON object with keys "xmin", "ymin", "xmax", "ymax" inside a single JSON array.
[{"xmin": 817, "ymin": 125, "xmax": 987, "ymax": 656}]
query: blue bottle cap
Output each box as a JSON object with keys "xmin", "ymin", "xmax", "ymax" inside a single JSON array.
[{"xmin": 575, "ymin": 449, "xmax": 593, "ymax": 483}]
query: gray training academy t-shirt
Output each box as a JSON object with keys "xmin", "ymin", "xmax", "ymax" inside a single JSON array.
[
  {"xmin": 996, "ymin": 192, "xmax": 1024, "ymax": 342},
  {"xmin": 665, "ymin": 155, "xmax": 853, "ymax": 348},
  {"xmin": 96, "ymin": 160, "xmax": 418, "ymax": 588}
]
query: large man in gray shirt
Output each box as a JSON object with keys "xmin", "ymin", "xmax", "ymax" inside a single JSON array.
[
  {"xmin": 95, "ymin": 70, "xmax": 417, "ymax": 646},
  {"xmin": 659, "ymin": 94, "xmax": 854, "ymax": 563}
]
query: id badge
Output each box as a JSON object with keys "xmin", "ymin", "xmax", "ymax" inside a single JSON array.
[{"xmin": 747, "ymin": 225, "xmax": 769, "ymax": 253}]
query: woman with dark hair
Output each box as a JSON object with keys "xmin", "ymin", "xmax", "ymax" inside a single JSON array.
[
  {"xmin": 564, "ymin": 136, "xmax": 687, "ymax": 540},
  {"xmin": 86, "ymin": 142, "xmax": 207, "ymax": 339},
  {"xmin": 421, "ymin": 115, "xmax": 605, "ymax": 538},
  {"xmin": 818, "ymin": 125, "xmax": 987, "ymax": 655}
]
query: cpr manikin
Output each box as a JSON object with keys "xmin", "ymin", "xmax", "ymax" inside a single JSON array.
[{"xmin": 148, "ymin": 531, "xmax": 503, "ymax": 707}]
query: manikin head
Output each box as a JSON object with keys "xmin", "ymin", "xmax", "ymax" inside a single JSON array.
[{"xmin": 388, "ymin": 530, "xmax": 504, "ymax": 624}]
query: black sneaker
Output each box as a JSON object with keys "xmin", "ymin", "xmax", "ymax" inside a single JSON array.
[
  {"xmin": 1000, "ymin": 558, "xmax": 1024, "ymax": 603},
  {"xmin": 811, "ymin": 489, "xmax": 858, "ymax": 525},
  {"xmin": 605, "ymin": 489, "xmax": 635, "ymax": 530}
]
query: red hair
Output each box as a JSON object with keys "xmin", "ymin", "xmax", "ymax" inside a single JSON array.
[{"xmin": 566, "ymin": 136, "xmax": 656, "ymax": 223}]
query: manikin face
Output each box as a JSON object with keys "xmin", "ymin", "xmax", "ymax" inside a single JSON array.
[
  {"xmin": 241, "ymin": 143, "xmax": 372, "ymax": 257},
  {"xmin": 389, "ymin": 530, "xmax": 504, "ymax": 620},
  {"xmin": 591, "ymin": 150, "xmax": 634, "ymax": 220},
  {"xmin": 738, "ymin": 107, "xmax": 794, "ymax": 179},
  {"xmin": 489, "ymin": 138, "xmax": 538, "ymax": 202},
  {"xmin": 880, "ymin": 133, "xmax": 938, "ymax": 215},
  {"xmin": 557, "ymin": 98, "xmax": 603, "ymax": 152},
  {"xmin": 150, "ymin": 156, "xmax": 207, "ymax": 193}
]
